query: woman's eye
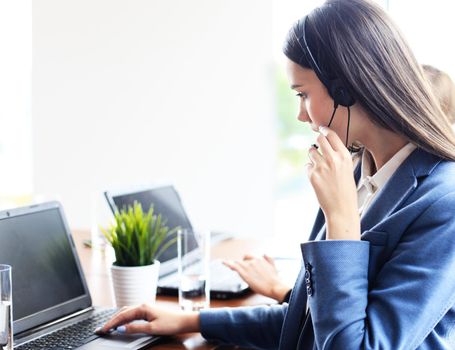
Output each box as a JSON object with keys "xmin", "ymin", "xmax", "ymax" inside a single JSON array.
[{"xmin": 296, "ymin": 92, "xmax": 307, "ymax": 99}]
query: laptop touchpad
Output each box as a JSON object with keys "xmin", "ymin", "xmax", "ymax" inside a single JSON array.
[{"xmin": 78, "ymin": 334, "xmax": 158, "ymax": 349}]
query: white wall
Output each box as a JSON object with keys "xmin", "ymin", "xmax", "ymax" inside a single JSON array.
[
  {"xmin": 33, "ymin": 0, "xmax": 276, "ymax": 236},
  {"xmin": 0, "ymin": 1, "xmax": 32, "ymax": 197}
]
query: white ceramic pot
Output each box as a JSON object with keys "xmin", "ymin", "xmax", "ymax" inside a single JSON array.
[{"xmin": 110, "ymin": 260, "xmax": 160, "ymax": 308}]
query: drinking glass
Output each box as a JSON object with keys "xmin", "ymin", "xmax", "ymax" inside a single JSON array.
[{"xmin": 177, "ymin": 229, "xmax": 210, "ymax": 311}]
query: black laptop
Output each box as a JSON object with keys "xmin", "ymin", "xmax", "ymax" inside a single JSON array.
[
  {"xmin": 104, "ymin": 185, "xmax": 250, "ymax": 299},
  {"xmin": 0, "ymin": 202, "xmax": 160, "ymax": 349}
]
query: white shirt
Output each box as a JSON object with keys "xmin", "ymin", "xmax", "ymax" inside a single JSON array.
[{"xmin": 357, "ymin": 143, "xmax": 417, "ymax": 217}]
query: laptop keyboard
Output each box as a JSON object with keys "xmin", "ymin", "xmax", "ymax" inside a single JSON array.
[
  {"xmin": 160, "ymin": 259, "xmax": 247, "ymax": 290},
  {"xmin": 207, "ymin": 260, "xmax": 245, "ymax": 288},
  {"xmin": 16, "ymin": 308, "xmax": 117, "ymax": 350}
]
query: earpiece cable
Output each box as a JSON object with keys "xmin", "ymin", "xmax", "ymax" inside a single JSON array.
[
  {"xmin": 327, "ymin": 104, "xmax": 354, "ymax": 153},
  {"xmin": 326, "ymin": 103, "xmax": 338, "ymax": 128}
]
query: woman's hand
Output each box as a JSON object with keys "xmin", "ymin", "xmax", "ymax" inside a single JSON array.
[
  {"xmin": 223, "ymin": 255, "xmax": 291, "ymax": 302},
  {"xmin": 307, "ymin": 126, "xmax": 360, "ymax": 240},
  {"xmin": 96, "ymin": 304, "xmax": 199, "ymax": 335}
]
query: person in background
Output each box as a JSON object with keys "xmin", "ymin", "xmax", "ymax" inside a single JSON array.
[
  {"xmin": 225, "ymin": 64, "xmax": 455, "ymax": 304},
  {"xmin": 423, "ymin": 64, "xmax": 455, "ymax": 125},
  {"xmin": 99, "ymin": 1, "xmax": 455, "ymax": 348}
]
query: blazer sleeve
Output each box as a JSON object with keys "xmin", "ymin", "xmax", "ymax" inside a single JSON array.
[
  {"xmin": 199, "ymin": 304, "xmax": 286, "ymax": 349},
  {"xmin": 301, "ymin": 192, "xmax": 455, "ymax": 349}
]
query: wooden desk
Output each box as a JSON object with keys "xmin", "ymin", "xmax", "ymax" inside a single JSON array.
[{"xmin": 73, "ymin": 230, "xmax": 278, "ymax": 349}]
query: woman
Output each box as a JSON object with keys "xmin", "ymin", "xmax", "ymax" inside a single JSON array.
[
  {"xmin": 224, "ymin": 63, "xmax": 455, "ymax": 304},
  {"xmin": 98, "ymin": 0, "xmax": 455, "ymax": 348}
]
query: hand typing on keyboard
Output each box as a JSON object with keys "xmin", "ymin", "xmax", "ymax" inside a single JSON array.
[
  {"xmin": 223, "ymin": 255, "xmax": 292, "ymax": 302},
  {"xmin": 96, "ymin": 304, "xmax": 199, "ymax": 337}
]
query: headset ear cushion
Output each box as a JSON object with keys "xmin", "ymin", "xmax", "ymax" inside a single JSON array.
[{"xmin": 329, "ymin": 79, "xmax": 355, "ymax": 107}]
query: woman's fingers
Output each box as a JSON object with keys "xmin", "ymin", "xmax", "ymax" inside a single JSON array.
[
  {"xmin": 319, "ymin": 126, "xmax": 347, "ymax": 153},
  {"xmin": 309, "ymin": 126, "xmax": 351, "ymax": 171},
  {"xmin": 223, "ymin": 260, "xmax": 237, "ymax": 270},
  {"xmin": 117, "ymin": 321, "xmax": 152, "ymax": 335},
  {"xmin": 223, "ymin": 260, "xmax": 246, "ymax": 276},
  {"xmin": 98, "ymin": 305, "xmax": 150, "ymax": 334},
  {"xmin": 308, "ymin": 145, "xmax": 324, "ymax": 165},
  {"xmin": 263, "ymin": 254, "xmax": 276, "ymax": 267},
  {"xmin": 316, "ymin": 133, "xmax": 334, "ymax": 158}
]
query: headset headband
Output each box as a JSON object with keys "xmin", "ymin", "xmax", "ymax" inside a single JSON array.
[{"xmin": 301, "ymin": 16, "xmax": 328, "ymax": 86}]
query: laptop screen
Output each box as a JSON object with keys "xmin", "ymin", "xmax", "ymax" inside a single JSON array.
[
  {"xmin": 0, "ymin": 203, "xmax": 91, "ymax": 334},
  {"xmin": 106, "ymin": 186, "xmax": 197, "ymax": 269}
]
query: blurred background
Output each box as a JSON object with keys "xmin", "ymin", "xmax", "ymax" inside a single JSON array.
[{"xmin": 0, "ymin": 0, "xmax": 454, "ymax": 242}]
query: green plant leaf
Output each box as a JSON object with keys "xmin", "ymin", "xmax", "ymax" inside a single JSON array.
[{"xmin": 101, "ymin": 201, "xmax": 176, "ymax": 266}]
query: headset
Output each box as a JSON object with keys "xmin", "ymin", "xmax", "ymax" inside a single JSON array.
[
  {"xmin": 299, "ymin": 15, "xmax": 355, "ymax": 108},
  {"xmin": 295, "ymin": 15, "xmax": 357, "ymax": 151}
]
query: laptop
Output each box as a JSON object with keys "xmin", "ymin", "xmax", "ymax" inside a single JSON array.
[
  {"xmin": 104, "ymin": 185, "xmax": 250, "ymax": 299},
  {"xmin": 0, "ymin": 202, "xmax": 160, "ymax": 349}
]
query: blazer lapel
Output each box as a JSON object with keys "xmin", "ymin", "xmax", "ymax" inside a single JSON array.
[{"xmin": 360, "ymin": 148, "xmax": 440, "ymax": 233}]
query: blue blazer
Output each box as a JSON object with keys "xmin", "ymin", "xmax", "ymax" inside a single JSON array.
[{"xmin": 200, "ymin": 148, "xmax": 455, "ymax": 349}]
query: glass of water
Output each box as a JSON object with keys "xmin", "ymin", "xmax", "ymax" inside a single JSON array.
[
  {"xmin": 177, "ymin": 229, "xmax": 210, "ymax": 311},
  {"xmin": 0, "ymin": 265, "xmax": 12, "ymax": 350}
]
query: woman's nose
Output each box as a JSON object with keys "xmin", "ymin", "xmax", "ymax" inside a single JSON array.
[{"xmin": 297, "ymin": 108, "xmax": 310, "ymax": 123}]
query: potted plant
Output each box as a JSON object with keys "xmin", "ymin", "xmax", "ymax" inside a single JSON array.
[{"xmin": 102, "ymin": 201, "xmax": 177, "ymax": 307}]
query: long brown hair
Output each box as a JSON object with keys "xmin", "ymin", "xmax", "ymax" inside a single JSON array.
[{"xmin": 283, "ymin": 0, "xmax": 455, "ymax": 160}]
